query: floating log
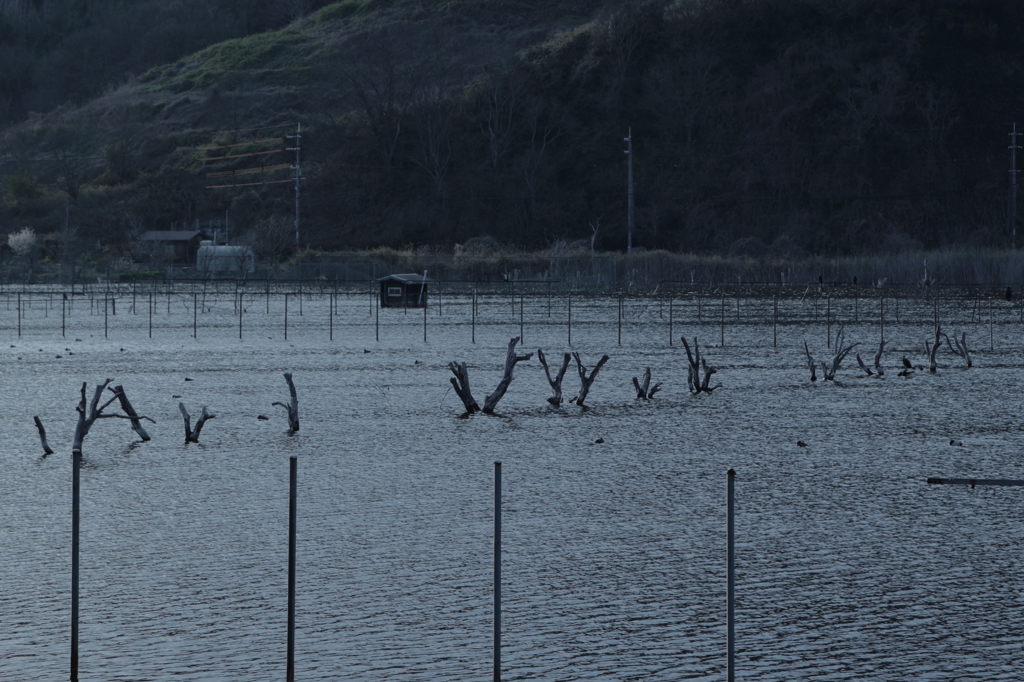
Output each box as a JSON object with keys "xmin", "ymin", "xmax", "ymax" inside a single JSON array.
[
  {"xmin": 927, "ymin": 477, "xmax": 1024, "ymax": 487},
  {"xmin": 33, "ymin": 415, "xmax": 54, "ymax": 455},
  {"xmin": 447, "ymin": 361, "xmax": 480, "ymax": 414},
  {"xmin": 537, "ymin": 349, "xmax": 571, "ymax": 406},
  {"xmin": 108, "ymin": 384, "xmax": 154, "ymax": 441},
  {"xmin": 483, "ymin": 337, "xmax": 533, "ymax": 414},
  {"xmin": 681, "ymin": 336, "xmax": 721, "ymax": 393},
  {"xmin": 178, "ymin": 402, "xmax": 215, "ymax": 443},
  {"xmin": 570, "ymin": 352, "xmax": 609, "ymax": 408},
  {"xmin": 632, "ymin": 367, "xmax": 662, "ymax": 399},
  {"xmin": 942, "ymin": 330, "xmax": 972, "ymax": 368},
  {"xmin": 272, "ymin": 372, "xmax": 300, "ymax": 432}
]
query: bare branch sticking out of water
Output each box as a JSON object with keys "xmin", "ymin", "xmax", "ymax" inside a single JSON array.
[
  {"xmin": 943, "ymin": 330, "xmax": 972, "ymax": 368},
  {"xmin": 483, "ymin": 337, "xmax": 533, "ymax": 414},
  {"xmin": 179, "ymin": 403, "xmax": 215, "ymax": 443},
  {"xmin": 571, "ymin": 353, "xmax": 610, "ymax": 408},
  {"xmin": 538, "ymin": 349, "xmax": 571, "ymax": 406},
  {"xmin": 632, "ymin": 367, "xmax": 661, "ymax": 399},
  {"xmin": 272, "ymin": 372, "xmax": 299, "ymax": 432},
  {"xmin": 34, "ymin": 416, "xmax": 54, "ymax": 455}
]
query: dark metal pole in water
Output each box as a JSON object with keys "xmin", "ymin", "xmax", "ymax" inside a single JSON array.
[
  {"xmin": 568, "ymin": 294, "xmax": 572, "ymax": 346},
  {"xmin": 71, "ymin": 451, "xmax": 81, "ymax": 682},
  {"xmin": 238, "ymin": 292, "xmax": 243, "ymax": 340},
  {"xmin": 423, "ymin": 297, "xmax": 427, "ymax": 343},
  {"xmin": 990, "ymin": 299, "xmax": 994, "ymax": 351},
  {"xmin": 669, "ymin": 297, "xmax": 673, "ymax": 347},
  {"xmin": 494, "ymin": 461, "xmax": 502, "ymax": 682},
  {"xmin": 727, "ymin": 468, "xmax": 735, "ymax": 682},
  {"xmin": 471, "ymin": 291, "xmax": 476, "ymax": 344},
  {"xmin": 104, "ymin": 296, "xmax": 108, "ymax": 339},
  {"xmin": 519, "ymin": 294, "xmax": 524, "ymax": 342},
  {"xmin": 287, "ymin": 455, "xmax": 297, "ymax": 682},
  {"xmin": 193, "ymin": 292, "xmax": 197, "ymax": 339},
  {"xmin": 375, "ymin": 293, "xmax": 379, "ymax": 342},
  {"xmin": 720, "ymin": 294, "xmax": 725, "ymax": 347},
  {"xmin": 826, "ymin": 295, "xmax": 831, "ymax": 348},
  {"xmin": 17, "ymin": 292, "xmax": 21, "ymax": 337},
  {"xmin": 329, "ymin": 293, "xmax": 333, "ymax": 341},
  {"xmin": 149, "ymin": 292, "xmax": 153, "ymax": 338},
  {"xmin": 773, "ymin": 293, "xmax": 778, "ymax": 348},
  {"xmin": 618, "ymin": 294, "xmax": 622, "ymax": 346},
  {"xmin": 62, "ymin": 293, "xmax": 66, "ymax": 338},
  {"xmin": 284, "ymin": 293, "xmax": 289, "ymax": 341}
]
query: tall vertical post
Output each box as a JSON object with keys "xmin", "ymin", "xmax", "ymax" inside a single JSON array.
[
  {"xmin": 62, "ymin": 293, "xmax": 67, "ymax": 338},
  {"xmin": 104, "ymin": 296, "xmax": 108, "ymax": 339},
  {"xmin": 617, "ymin": 295, "xmax": 622, "ymax": 346},
  {"xmin": 990, "ymin": 298, "xmax": 994, "ymax": 351},
  {"xmin": 375, "ymin": 294, "xmax": 379, "ymax": 342},
  {"xmin": 1010, "ymin": 123, "xmax": 1020, "ymax": 249},
  {"xmin": 149, "ymin": 292, "xmax": 153, "ymax": 338},
  {"xmin": 727, "ymin": 468, "xmax": 735, "ymax": 682},
  {"xmin": 568, "ymin": 294, "xmax": 572, "ymax": 346},
  {"xmin": 826, "ymin": 295, "xmax": 831, "ymax": 348},
  {"xmin": 880, "ymin": 296, "xmax": 885, "ymax": 341},
  {"xmin": 720, "ymin": 294, "xmax": 725, "ymax": 347},
  {"xmin": 773, "ymin": 293, "xmax": 778, "ymax": 348},
  {"xmin": 285, "ymin": 294, "xmax": 289, "ymax": 341},
  {"xmin": 71, "ymin": 451, "xmax": 81, "ymax": 682},
  {"xmin": 423, "ymin": 296, "xmax": 427, "ymax": 343},
  {"xmin": 287, "ymin": 456, "xmax": 297, "ymax": 682},
  {"xmin": 624, "ymin": 128, "xmax": 634, "ymax": 253},
  {"xmin": 494, "ymin": 461, "xmax": 502, "ymax": 682},
  {"xmin": 238, "ymin": 292, "xmax": 243, "ymax": 340},
  {"xmin": 329, "ymin": 293, "xmax": 333, "ymax": 341},
  {"xmin": 193, "ymin": 292, "xmax": 197, "ymax": 339},
  {"xmin": 17, "ymin": 292, "xmax": 21, "ymax": 337},
  {"xmin": 669, "ymin": 297, "xmax": 673, "ymax": 346},
  {"xmin": 519, "ymin": 294, "xmax": 524, "ymax": 342},
  {"xmin": 287, "ymin": 123, "xmax": 302, "ymax": 248},
  {"xmin": 471, "ymin": 291, "xmax": 476, "ymax": 344}
]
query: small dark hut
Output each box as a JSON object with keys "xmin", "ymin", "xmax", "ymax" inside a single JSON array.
[
  {"xmin": 377, "ymin": 273, "xmax": 429, "ymax": 308},
  {"xmin": 138, "ymin": 230, "xmax": 209, "ymax": 264}
]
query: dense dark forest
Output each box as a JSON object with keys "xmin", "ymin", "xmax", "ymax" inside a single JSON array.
[{"xmin": 3, "ymin": 0, "xmax": 1024, "ymax": 261}]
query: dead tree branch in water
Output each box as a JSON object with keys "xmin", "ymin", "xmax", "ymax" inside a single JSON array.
[
  {"xmin": 632, "ymin": 367, "xmax": 662, "ymax": 399},
  {"xmin": 943, "ymin": 330, "xmax": 972, "ymax": 368},
  {"xmin": 537, "ymin": 349, "xmax": 571, "ymax": 406},
  {"xmin": 925, "ymin": 326, "xmax": 943, "ymax": 373},
  {"xmin": 682, "ymin": 336, "xmax": 720, "ymax": 393},
  {"xmin": 34, "ymin": 416, "xmax": 54, "ymax": 455},
  {"xmin": 109, "ymin": 385, "xmax": 154, "ymax": 441},
  {"xmin": 571, "ymin": 353, "xmax": 610, "ymax": 408},
  {"xmin": 447, "ymin": 361, "xmax": 480, "ymax": 414},
  {"xmin": 178, "ymin": 403, "xmax": 215, "ymax": 443},
  {"xmin": 272, "ymin": 372, "xmax": 300, "ymax": 431},
  {"xmin": 483, "ymin": 337, "xmax": 533, "ymax": 414}
]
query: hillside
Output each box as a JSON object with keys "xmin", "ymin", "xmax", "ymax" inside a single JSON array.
[{"xmin": 3, "ymin": 0, "xmax": 1024, "ymax": 264}]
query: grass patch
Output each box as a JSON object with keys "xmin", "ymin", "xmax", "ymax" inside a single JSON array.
[
  {"xmin": 312, "ymin": 0, "xmax": 390, "ymax": 25},
  {"xmin": 162, "ymin": 29, "xmax": 309, "ymax": 92}
]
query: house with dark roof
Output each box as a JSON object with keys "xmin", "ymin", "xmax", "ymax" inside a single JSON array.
[
  {"xmin": 138, "ymin": 230, "xmax": 209, "ymax": 264},
  {"xmin": 377, "ymin": 273, "xmax": 429, "ymax": 308}
]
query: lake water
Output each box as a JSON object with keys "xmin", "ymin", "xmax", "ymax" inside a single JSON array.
[{"xmin": 2, "ymin": 286, "xmax": 1023, "ymax": 680}]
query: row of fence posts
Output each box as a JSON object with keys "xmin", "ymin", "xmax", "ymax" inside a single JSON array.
[
  {"xmin": 68, "ymin": 457, "xmax": 742, "ymax": 680},
  {"xmin": 5, "ymin": 289, "xmax": 1021, "ymax": 348}
]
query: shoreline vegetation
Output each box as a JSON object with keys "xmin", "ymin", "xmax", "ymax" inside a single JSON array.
[{"xmin": 6, "ymin": 245, "xmax": 1024, "ymax": 290}]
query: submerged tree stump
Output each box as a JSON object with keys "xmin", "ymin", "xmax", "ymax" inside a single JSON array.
[
  {"xmin": 34, "ymin": 416, "xmax": 54, "ymax": 455},
  {"xmin": 632, "ymin": 367, "xmax": 662, "ymax": 399},
  {"xmin": 873, "ymin": 338, "xmax": 886, "ymax": 376},
  {"xmin": 273, "ymin": 372, "xmax": 300, "ymax": 432},
  {"xmin": 109, "ymin": 384, "xmax": 153, "ymax": 441},
  {"xmin": 821, "ymin": 327, "xmax": 858, "ymax": 380},
  {"xmin": 925, "ymin": 325, "xmax": 943, "ymax": 373},
  {"xmin": 803, "ymin": 341, "xmax": 818, "ymax": 382},
  {"xmin": 681, "ymin": 337, "xmax": 720, "ymax": 393},
  {"xmin": 537, "ymin": 349, "xmax": 571, "ymax": 406},
  {"xmin": 447, "ymin": 361, "xmax": 480, "ymax": 414},
  {"xmin": 943, "ymin": 330, "xmax": 972, "ymax": 368},
  {"xmin": 73, "ymin": 380, "xmax": 116, "ymax": 455},
  {"xmin": 571, "ymin": 352, "xmax": 610, "ymax": 408},
  {"xmin": 483, "ymin": 337, "xmax": 533, "ymax": 414},
  {"xmin": 179, "ymin": 403, "xmax": 215, "ymax": 443}
]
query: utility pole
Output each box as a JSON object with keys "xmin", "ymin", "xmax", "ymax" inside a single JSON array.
[
  {"xmin": 624, "ymin": 127, "xmax": 634, "ymax": 253},
  {"xmin": 286, "ymin": 122, "xmax": 303, "ymax": 248},
  {"xmin": 1010, "ymin": 123, "xmax": 1021, "ymax": 249}
]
